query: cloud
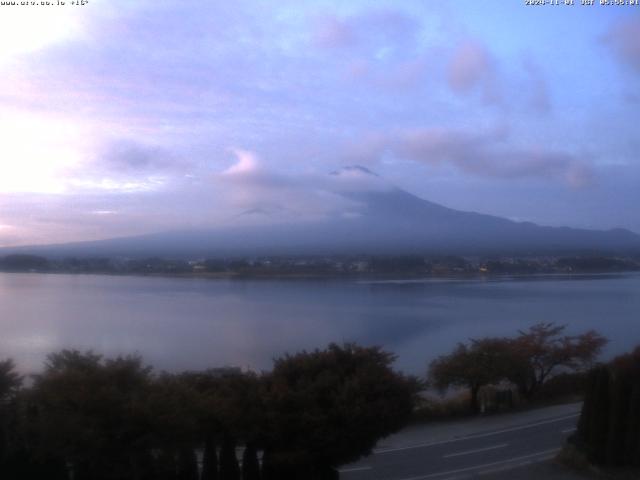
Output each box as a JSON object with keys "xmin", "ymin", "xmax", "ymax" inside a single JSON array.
[
  {"xmin": 46, "ymin": 140, "xmax": 192, "ymax": 196},
  {"xmin": 313, "ymin": 15, "xmax": 355, "ymax": 48},
  {"xmin": 0, "ymin": 0, "xmax": 636, "ymax": 244},
  {"xmin": 0, "ymin": 6, "xmax": 83, "ymax": 65},
  {"xmin": 99, "ymin": 140, "xmax": 182, "ymax": 173},
  {"xmin": 312, "ymin": 9, "xmax": 420, "ymax": 51},
  {"xmin": 0, "ymin": 140, "xmax": 394, "ymax": 246},
  {"xmin": 448, "ymin": 41, "xmax": 491, "ymax": 92},
  {"xmin": 447, "ymin": 40, "xmax": 500, "ymax": 104},
  {"xmin": 0, "ymin": 223, "xmax": 22, "ymax": 248},
  {"xmin": 214, "ymin": 149, "xmax": 381, "ymax": 223},
  {"xmin": 344, "ymin": 55, "xmax": 431, "ymax": 91},
  {"xmin": 0, "ymin": 179, "xmax": 233, "ymax": 246},
  {"xmin": 311, "ymin": 8, "xmax": 429, "ymax": 90},
  {"xmin": 603, "ymin": 17, "xmax": 640, "ymax": 72},
  {"xmin": 348, "ymin": 126, "xmax": 593, "ymax": 187},
  {"xmin": 522, "ymin": 56, "xmax": 551, "ymax": 114},
  {"xmin": 222, "ymin": 149, "xmax": 260, "ymax": 176}
]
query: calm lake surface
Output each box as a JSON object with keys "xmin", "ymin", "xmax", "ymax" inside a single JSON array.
[{"xmin": 1, "ymin": 272, "xmax": 639, "ymax": 375}]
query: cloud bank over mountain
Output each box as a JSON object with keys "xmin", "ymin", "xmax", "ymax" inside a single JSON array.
[
  {"xmin": 0, "ymin": 1, "xmax": 638, "ymax": 247},
  {"xmin": 4, "ymin": 165, "xmax": 638, "ymax": 259}
]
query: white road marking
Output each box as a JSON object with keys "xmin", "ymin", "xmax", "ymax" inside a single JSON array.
[
  {"xmin": 478, "ymin": 459, "xmax": 538, "ymax": 476},
  {"xmin": 375, "ymin": 413, "xmax": 579, "ymax": 454},
  {"xmin": 338, "ymin": 466, "xmax": 372, "ymax": 473},
  {"xmin": 443, "ymin": 443, "xmax": 508, "ymax": 459},
  {"xmin": 561, "ymin": 427, "xmax": 576, "ymax": 433},
  {"xmin": 395, "ymin": 448, "xmax": 561, "ymax": 480}
]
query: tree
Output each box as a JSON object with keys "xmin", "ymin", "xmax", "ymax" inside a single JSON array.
[
  {"xmin": 573, "ymin": 346, "xmax": 640, "ymax": 467},
  {"xmin": 0, "ymin": 359, "xmax": 23, "ymax": 476},
  {"xmin": 510, "ymin": 323, "xmax": 607, "ymax": 399},
  {"xmin": 177, "ymin": 446, "xmax": 199, "ymax": 480},
  {"xmin": 0, "ymin": 359, "xmax": 22, "ymax": 402},
  {"xmin": 611, "ymin": 346, "xmax": 640, "ymax": 466},
  {"xmin": 201, "ymin": 437, "xmax": 219, "ymax": 480},
  {"xmin": 242, "ymin": 443, "xmax": 260, "ymax": 480},
  {"xmin": 428, "ymin": 338, "xmax": 514, "ymax": 413},
  {"xmin": 429, "ymin": 324, "xmax": 607, "ymax": 412},
  {"xmin": 262, "ymin": 343, "xmax": 420, "ymax": 478},
  {"xmin": 0, "ymin": 255, "xmax": 49, "ymax": 272},
  {"xmin": 219, "ymin": 434, "xmax": 240, "ymax": 480},
  {"xmin": 29, "ymin": 350, "xmax": 155, "ymax": 480},
  {"xmin": 585, "ymin": 366, "xmax": 610, "ymax": 464},
  {"xmin": 181, "ymin": 369, "xmax": 265, "ymax": 480},
  {"xmin": 143, "ymin": 373, "xmax": 202, "ymax": 480},
  {"xmin": 625, "ymin": 381, "xmax": 640, "ymax": 466},
  {"xmin": 0, "ymin": 343, "xmax": 419, "ymax": 479}
]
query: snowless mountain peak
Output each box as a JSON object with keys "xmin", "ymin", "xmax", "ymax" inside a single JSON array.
[{"xmin": 2, "ymin": 168, "xmax": 639, "ymax": 258}]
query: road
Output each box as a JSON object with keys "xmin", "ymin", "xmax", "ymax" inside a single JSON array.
[{"xmin": 339, "ymin": 409, "xmax": 580, "ymax": 480}]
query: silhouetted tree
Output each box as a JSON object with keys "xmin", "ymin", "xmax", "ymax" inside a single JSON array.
[
  {"xmin": 29, "ymin": 350, "xmax": 155, "ymax": 480},
  {"xmin": 625, "ymin": 382, "xmax": 640, "ymax": 466},
  {"xmin": 606, "ymin": 364, "xmax": 633, "ymax": 465},
  {"xmin": 181, "ymin": 369, "xmax": 265, "ymax": 480},
  {"xmin": 611, "ymin": 346, "xmax": 640, "ymax": 467},
  {"xmin": 588, "ymin": 366, "xmax": 610, "ymax": 464},
  {"xmin": 201, "ymin": 437, "xmax": 219, "ymax": 480},
  {"xmin": 219, "ymin": 434, "xmax": 240, "ymax": 480},
  {"xmin": 242, "ymin": 443, "xmax": 260, "ymax": 480},
  {"xmin": 510, "ymin": 323, "xmax": 607, "ymax": 399},
  {"xmin": 143, "ymin": 373, "xmax": 202, "ymax": 480},
  {"xmin": 0, "ymin": 360, "xmax": 21, "ymax": 402},
  {"xmin": 260, "ymin": 449, "xmax": 278, "ymax": 480},
  {"xmin": 573, "ymin": 346, "xmax": 640, "ymax": 467},
  {"xmin": 262, "ymin": 343, "xmax": 420, "ymax": 478},
  {"xmin": 155, "ymin": 448, "xmax": 178, "ymax": 480},
  {"xmin": 0, "ymin": 360, "xmax": 36, "ymax": 480},
  {"xmin": 0, "ymin": 358, "xmax": 22, "ymax": 457},
  {"xmin": 0, "ymin": 343, "xmax": 422, "ymax": 479},
  {"xmin": 0, "ymin": 255, "xmax": 49, "ymax": 272},
  {"xmin": 430, "ymin": 324, "xmax": 608, "ymax": 413},
  {"xmin": 428, "ymin": 338, "xmax": 514, "ymax": 413},
  {"xmin": 177, "ymin": 447, "xmax": 198, "ymax": 480}
]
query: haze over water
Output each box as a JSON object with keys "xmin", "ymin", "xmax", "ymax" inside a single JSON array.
[{"xmin": 2, "ymin": 272, "xmax": 638, "ymax": 375}]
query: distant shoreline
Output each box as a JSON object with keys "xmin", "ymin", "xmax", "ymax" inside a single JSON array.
[
  {"xmin": 1, "ymin": 268, "xmax": 638, "ymax": 283},
  {"xmin": 1, "ymin": 252, "xmax": 638, "ymax": 281}
]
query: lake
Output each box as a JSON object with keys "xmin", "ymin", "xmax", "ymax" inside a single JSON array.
[{"xmin": 1, "ymin": 272, "xmax": 639, "ymax": 375}]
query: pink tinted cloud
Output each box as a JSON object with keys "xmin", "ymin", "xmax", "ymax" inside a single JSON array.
[
  {"xmin": 446, "ymin": 39, "xmax": 503, "ymax": 106},
  {"xmin": 522, "ymin": 56, "xmax": 551, "ymax": 114},
  {"xmin": 343, "ymin": 55, "xmax": 429, "ymax": 91},
  {"xmin": 604, "ymin": 17, "xmax": 640, "ymax": 72},
  {"xmin": 313, "ymin": 15, "xmax": 355, "ymax": 48},
  {"xmin": 212, "ymin": 149, "xmax": 373, "ymax": 223},
  {"xmin": 313, "ymin": 8, "xmax": 430, "ymax": 91},
  {"xmin": 312, "ymin": 9, "xmax": 419, "ymax": 50},
  {"xmin": 447, "ymin": 40, "xmax": 492, "ymax": 93},
  {"xmin": 348, "ymin": 126, "xmax": 593, "ymax": 187}
]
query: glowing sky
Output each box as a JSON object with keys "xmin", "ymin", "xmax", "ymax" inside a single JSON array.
[{"xmin": 0, "ymin": 0, "xmax": 639, "ymax": 246}]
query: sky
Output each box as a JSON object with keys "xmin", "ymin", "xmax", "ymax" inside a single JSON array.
[{"xmin": 0, "ymin": 0, "xmax": 639, "ymax": 247}]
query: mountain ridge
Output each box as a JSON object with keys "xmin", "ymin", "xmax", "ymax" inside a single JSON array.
[{"xmin": 2, "ymin": 169, "xmax": 639, "ymax": 258}]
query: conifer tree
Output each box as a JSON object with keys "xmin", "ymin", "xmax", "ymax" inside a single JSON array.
[
  {"xmin": 219, "ymin": 435, "xmax": 240, "ymax": 480},
  {"xmin": 625, "ymin": 384, "xmax": 640, "ymax": 466},
  {"xmin": 201, "ymin": 438, "xmax": 219, "ymax": 480},
  {"xmin": 587, "ymin": 366, "xmax": 610, "ymax": 464},
  {"xmin": 606, "ymin": 370, "xmax": 631, "ymax": 465},
  {"xmin": 177, "ymin": 447, "xmax": 199, "ymax": 480},
  {"xmin": 242, "ymin": 443, "xmax": 260, "ymax": 480}
]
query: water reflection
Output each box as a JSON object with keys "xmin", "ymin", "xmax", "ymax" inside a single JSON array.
[{"xmin": 0, "ymin": 272, "xmax": 638, "ymax": 374}]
